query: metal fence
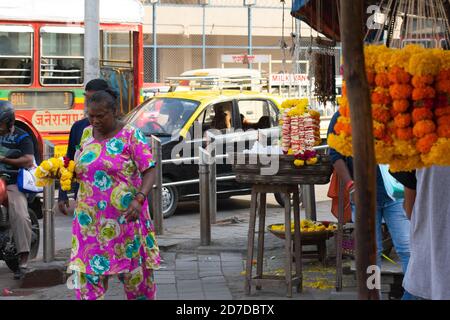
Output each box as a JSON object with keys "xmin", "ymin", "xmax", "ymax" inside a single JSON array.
[{"xmin": 143, "ymin": 0, "xmax": 311, "ymax": 83}]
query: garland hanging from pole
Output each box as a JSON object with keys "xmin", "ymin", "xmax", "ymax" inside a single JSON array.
[{"xmin": 330, "ymin": 0, "xmax": 450, "ymax": 172}]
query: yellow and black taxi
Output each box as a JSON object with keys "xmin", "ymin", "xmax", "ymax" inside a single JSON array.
[{"xmin": 127, "ymin": 90, "xmax": 283, "ymax": 217}]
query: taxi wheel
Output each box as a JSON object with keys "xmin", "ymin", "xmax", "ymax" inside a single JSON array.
[
  {"xmin": 162, "ymin": 178, "xmax": 178, "ymax": 219},
  {"xmin": 274, "ymin": 192, "xmax": 288, "ymax": 207}
]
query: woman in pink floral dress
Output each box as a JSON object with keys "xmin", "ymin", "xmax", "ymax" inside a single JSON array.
[{"xmin": 69, "ymin": 90, "xmax": 160, "ymax": 300}]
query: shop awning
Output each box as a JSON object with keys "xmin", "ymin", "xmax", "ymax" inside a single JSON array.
[
  {"xmin": 291, "ymin": 0, "xmax": 341, "ymax": 40},
  {"xmin": 291, "ymin": 0, "xmax": 450, "ymax": 42}
]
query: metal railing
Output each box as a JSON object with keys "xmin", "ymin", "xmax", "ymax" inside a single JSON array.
[
  {"xmin": 151, "ymin": 136, "xmax": 163, "ymax": 236},
  {"xmin": 42, "ymin": 140, "xmax": 55, "ymax": 262},
  {"xmin": 150, "ymin": 129, "xmax": 329, "ymax": 245},
  {"xmin": 37, "ymin": 131, "xmax": 328, "ymax": 254}
]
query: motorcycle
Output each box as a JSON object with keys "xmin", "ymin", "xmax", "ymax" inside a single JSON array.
[{"xmin": 0, "ymin": 149, "xmax": 40, "ymax": 272}]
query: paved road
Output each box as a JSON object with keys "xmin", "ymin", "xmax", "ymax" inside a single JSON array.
[{"xmin": 0, "ymin": 184, "xmax": 336, "ymax": 298}]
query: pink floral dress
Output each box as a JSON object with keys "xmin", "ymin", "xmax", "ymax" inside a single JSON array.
[{"xmin": 69, "ymin": 124, "xmax": 160, "ymax": 276}]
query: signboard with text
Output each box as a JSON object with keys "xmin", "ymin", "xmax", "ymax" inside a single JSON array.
[
  {"xmin": 32, "ymin": 110, "xmax": 85, "ymax": 132},
  {"xmin": 269, "ymin": 73, "xmax": 310, "ymax": 86},
  {"xmin": 221, "ymin": 54, "xmax": 271, "ymax": 64}
]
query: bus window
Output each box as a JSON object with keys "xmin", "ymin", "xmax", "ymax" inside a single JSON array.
[
  {"xmin": 40, "ymin": 26, "xmax": 84, "ymax": 86},
  {"xmin": 100, "ymin": 31, "xmax": 134, "ymax": 114},
  {"xmin": 0, "ymin": 25, "xmax": 33, "ymax": 86},
  {"xmin": 101, "ymin": 31, "xmax": 132, "ymax": 68}
]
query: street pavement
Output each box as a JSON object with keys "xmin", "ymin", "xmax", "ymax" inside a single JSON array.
[{"xmin": 0, "ymin": 185, "xmax": 396, "ymax": 300}]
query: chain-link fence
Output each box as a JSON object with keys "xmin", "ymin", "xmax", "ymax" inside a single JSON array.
[
  {"xmin": 145, "ymin": 1, "xmax": 293, "ymax": 81},
  {"xmin": 143, "ymin": 0, "xmax": 341, "ymax": 102}
]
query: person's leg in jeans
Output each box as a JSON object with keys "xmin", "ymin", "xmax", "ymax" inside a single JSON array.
[
  {"xmin": 382, "ymin": 199, "xmax": 411, "ymax": 273},
  {"xmin": 375, "ymin": 205, "xmax": 384, "ymax": 268},
  {"xmin": 402, "ymin": 290, "xmax": 425, "ymax": 300}
]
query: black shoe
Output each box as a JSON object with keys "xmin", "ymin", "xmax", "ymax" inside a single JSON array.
[{"xmin": 13, "ymin": 267, "xmax": 28, "ymax": 280}]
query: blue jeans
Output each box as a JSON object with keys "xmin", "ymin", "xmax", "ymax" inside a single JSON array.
[
  {"xmin": 352, "ymin": 198, "xmax": 411, "ymax": 273},
  {"xmin": 402, "ymin": 290, "xmax": 426, "ymax": 300}
]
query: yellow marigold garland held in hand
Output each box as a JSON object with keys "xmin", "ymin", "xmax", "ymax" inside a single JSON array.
[
  {"xmin": 35, "ymin": 156, "xmax": 75, "ymax": 191},
  {"xmin": 328, "ymin": 45, "xmax": 450, "ymax": 171}
]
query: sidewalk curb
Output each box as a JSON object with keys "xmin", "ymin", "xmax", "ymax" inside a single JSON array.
[{"xmin": 20, "ymin": 260, "xmax": 68, "ymax": 289}]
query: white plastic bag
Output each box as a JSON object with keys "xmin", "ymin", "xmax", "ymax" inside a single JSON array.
[{"xmin": 18, "ymin": 166, "xmax": 43, "ymax": 193}]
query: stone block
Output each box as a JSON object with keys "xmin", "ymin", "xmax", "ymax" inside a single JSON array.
[{"xmin": 20, "ymin": 267, "xmax": 66, "ymax": 289}]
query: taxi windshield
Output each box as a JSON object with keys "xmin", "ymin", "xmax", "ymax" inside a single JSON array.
[{"xmin": 128, "ymin": 98, "xmax": 199, "ymax": 137}]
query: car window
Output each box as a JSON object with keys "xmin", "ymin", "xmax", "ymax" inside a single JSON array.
[
  {"xmin": 237, "ymin": 99, "xmax": 273, "ymax": 130},
  {"xmin": 128, "ymin": 98, "xmax": 199, "ymax": 137},
  {"xmin": 268, "ymin": 101, "xmax": 280, "ymax": 126},
  {"xmin": 199, "ymin": 101, "xmax": 234, "ymax": 133}
]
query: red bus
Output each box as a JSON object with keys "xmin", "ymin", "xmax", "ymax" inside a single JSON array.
[{"xmin": 0, "ymin": 0, "xmax": 145, "ymax": 161}]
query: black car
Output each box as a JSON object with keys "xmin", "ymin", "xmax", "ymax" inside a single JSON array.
[{"xmin": 127, "ymin": 90, "xmax": 283, "ymax": 217}]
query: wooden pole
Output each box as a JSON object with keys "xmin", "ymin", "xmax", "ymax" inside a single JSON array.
[{"xmin": 339, "ymin": 0, "xmax": 379, "ymax": 300}]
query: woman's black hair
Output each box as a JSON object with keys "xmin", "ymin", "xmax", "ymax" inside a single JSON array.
[
  {"xmin": 85, "ymin": 78, "xmax": 109, "ymax": 92},
  {"xmin": 87, "ymin": 89, "xmax": 118, "ymax": 113}
]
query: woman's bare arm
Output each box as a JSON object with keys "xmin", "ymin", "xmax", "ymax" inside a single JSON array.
[{"xmin": 403, "ymin": 187, "xmax": 416, "ymax": 220}]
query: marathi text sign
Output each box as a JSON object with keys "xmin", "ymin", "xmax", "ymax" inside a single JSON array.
[
  {"xmin": 32, "ymin": 110, "xmax": 85, "ymax": 132},
  {"xmin": 221, "ymin": 54, "xmax": 271, "ymax": 64},
  {"xmin": 270, "ymin": 74, "xmax": 310, "ymax": 86}
]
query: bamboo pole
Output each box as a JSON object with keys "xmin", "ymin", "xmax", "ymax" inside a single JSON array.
[{"xmin": 339, "ymin": 0, "xmax": 379, "ymax": 300}]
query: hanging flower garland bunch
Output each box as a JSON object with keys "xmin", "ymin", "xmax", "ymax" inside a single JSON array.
[
  {"xmin": 280, "ymin": 99, "xmax": 321, "ymax": 167},
  {"xmin": 35, "ymin": 156, "xmax": 75, "ymax": 191},
  {"xmin": 328, "ymin": 45, "xmax": 450, "ymax": 172}
]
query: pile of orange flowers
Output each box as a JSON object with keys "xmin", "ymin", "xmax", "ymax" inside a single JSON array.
[{"xmin": 328, "ymin": 45, "xmax": 450, "ymax": 172}]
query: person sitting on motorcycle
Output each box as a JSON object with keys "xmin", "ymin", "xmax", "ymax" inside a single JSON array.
[{"xmin": 0, "ymin": 101, "xmax": 35, "ymax": 280}]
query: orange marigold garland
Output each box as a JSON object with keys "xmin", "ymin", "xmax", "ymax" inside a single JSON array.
[
  {"xmin": 375, "ymin": 73, "xmax": 390, "ymax": 88},
  {"xmin": 373, "ymin": 121, "xmax": 386, "ymax": 139},
  {"xmin": 411, "ymin": 75, "xmax": 434, "ymax": 88},
  {"xmin": 389, "ymin": 84, "xmax": 413, "ymax": 100},
  {"xmin": 435, "ymin": 106, "xmax": 450, "ymax": 117},
  {"xmin": 388, "ymin": 66, "xmax": 411, "ymax": 84},
  {"xmin": 329, "ymin": 45, "xmax": 450, "ymax": 170},
  {"xmin": 416, "ymin": 133, "xmax": 438, "ymax": 154},
  {"xmin": 392, "ymin": 99, "xmax": 410, "ymax": 113},
  {"xmin": 372, "ymin": 104, "xmax": 391, "ymax": 123},
  {"xmin": 371, "ymin": 88, "xmax": 392, "ymax": 105},
  {"xmin": 437, "ymin": 124, "xmax": 450, "ymax": 138},
  {"xmin": 413, "ymin": 120, "xmax": 436, "ymax": 138},
  {"xmin": 412, "ymin": 107, "xmax": 434, "ymax": 124},
  {"xmin": 437, "ymin": 115, "xmax": 450, "ymax": 127},
  {"xmin": 394, "ymin": 113, "xmax": 412, "ymax": 128},
  {"xmin": 396, "ymin": 127, "xmax": 414, "ymax": 141}
]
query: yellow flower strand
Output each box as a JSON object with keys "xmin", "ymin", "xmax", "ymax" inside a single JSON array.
[{"xmin": 34, "ymin": 157, "xmax": 75, "ymax": 191}]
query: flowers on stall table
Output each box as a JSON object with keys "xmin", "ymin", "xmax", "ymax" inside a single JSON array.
[
  {"xmin": 280, "ymin": 99, "xmax": 321, "ymax": 167},
  {"xmin": 328, "ymin": 45, "xmax": 450, "ymax": 171},
  {"xmin": 270, "ymin": 220, "xmax": 337, "ymax": 233},
  {"xmin": 280, "ymin": 98, "xmax": 308, "ymax": 111},
  {"xmin": 35, "ymin": 156, "xmax": 75, "ymax": 191}
]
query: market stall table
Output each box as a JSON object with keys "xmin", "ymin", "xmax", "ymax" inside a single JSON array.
[{"xmin": 232, "ymin": 153, "xmax": 333, "ymax": 297}]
